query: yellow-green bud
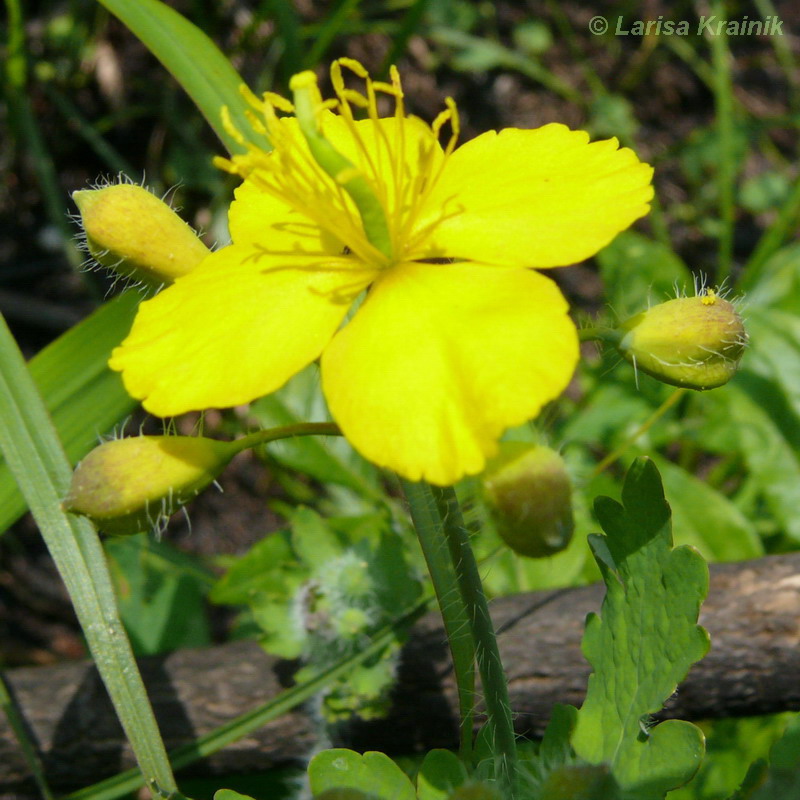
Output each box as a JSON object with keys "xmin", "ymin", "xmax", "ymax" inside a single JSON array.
[
  {"xmin": 64, "ymin": 435, "xmax": 238, "ymax": 535},
  {"xmin": 73, "ymin": 184, "xmax": 210, "ymax": 286},
  {"xmin": 483, "ymin": 443, "xmax": 574, "ymax": 559},
  {"xmin": 615, "ymin": 292, "xmax": 747, "ymax": 390}
]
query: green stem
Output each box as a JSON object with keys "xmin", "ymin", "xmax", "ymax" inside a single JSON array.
[
  {"xmin": 578, "ymin": 326, "xmax": 623, "ymax": 344},
  {"xmin": 432, "ymin": 486, "xmax": 518, "ymax": 797},
  {"xmin": 706, "ymin": 1, "xmax": 737, "ymax": 283},
  {"xmin": 591, "ymin": 388, "xmax": 687, "ymax": 477},
  {"xmin": 753, "ymin": 0, "xmax": 799, "ymax": 111},
  {"xmin": 402, "ymin": 480, "xmax": 475, "ymax": 763},
  {"xmin": 233, "ymin": 421, "xmax": 341, "ymax": 454},
  {"xmin": 740, "ymin": 174, "xmax": 800, "ymax": 291}
]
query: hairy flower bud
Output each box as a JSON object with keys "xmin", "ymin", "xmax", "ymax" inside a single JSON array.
[
  {"xmin": 483, "ymin": 443, "xmax": 574, "ymax": 558},
  {"xmin": 615, "ymin": 292, "xmax": 747, "ymax": 390},
  {"xmin": 73, "ymin": 184, "xmax": 210, "ymax": 286},
  {"xmin": 64, "ymin": 435, "xmax": 238, "ymax": 535}
]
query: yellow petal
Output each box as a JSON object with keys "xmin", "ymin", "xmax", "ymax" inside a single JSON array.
[
  {"xmin": 321, "ymin": 261, "xmax": 579, "ymax": 485},
  {"xmin": 418, "ymin": 123, "xmax": 654, "ymax": 267},
  {"xmin": 229, "ymin": 177, "xmax": 346, "ymax": 255},
  {"xmin": 109, "ymin": 244, "xmax": 377, "ymax": 416}
]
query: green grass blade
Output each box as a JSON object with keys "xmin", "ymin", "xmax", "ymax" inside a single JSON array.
[
  {"xmin": 42, "ymin": 82, "xmax": 135, "ymax": 176},
  {"xmin": 264, "ymin": 0, "xmax": 302, "ymax": 78},
  {"xmin": 304, "ymin": 0, "xmax": 361, "ymax": 68},
  {"xmin": 0, "ymin": 672, "xmax": 55, "ymax": 800},
  {"xmin": 740, "ymin": 179, "xmax": 800, "ymax": 291},
  {"xmin": 95, "ymin": 0, "xmax": 268, "ymax": 155},
  {"xmin": 0, "ymin": 291, "xmax": 141, "ymax": 534},
  {"xmin": 753, "ymin": 0, "xmax": 799, "ymax": 112},
  {"xmin": 5, "ymin": 0, "xmax": 86, "ymax": 274},
  {"xmin": 704, "ymin": 1, "xmax": 737, "ymax": 283},
  {"xmin": 380, "ymin": 0, "xmax": 431, "ymax": 77},
  {"xmin": 0, "ymin": 313, "xmax": 177, "ymax": 796}
]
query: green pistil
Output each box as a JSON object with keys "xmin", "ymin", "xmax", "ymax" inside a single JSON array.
[{"xmin": 291, "ymin": 72, "xmax": 393, "ymax": 262}]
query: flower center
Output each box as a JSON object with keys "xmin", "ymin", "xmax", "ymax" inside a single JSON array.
[{"xmin": 215, "ymin": 59, "xmax": 459, "ymax": 270}]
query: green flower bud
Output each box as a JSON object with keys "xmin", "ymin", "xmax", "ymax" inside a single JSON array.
[
  {"xmin": 483, "ymin": 443, "xmax": 574, "ymax": 559},
  {"xmin": 73, "ymin": 184, "xmax": 210, "ymax": 286},
  {"xmin": 64, "ymin": 435, "xmax": 238, "ymax": 535},
  {"xmin": 615, "ymin": 291, "xmax": 747, "ymax": 390}
]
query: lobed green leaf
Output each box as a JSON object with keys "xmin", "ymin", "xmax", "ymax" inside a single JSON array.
[
  {"xmin": 571, "ymin": 458, "xmax": 709, "ymax": 797},
  {"xmin": 308, "ymin": 750, "xmax": 416, "ymax": 800}
]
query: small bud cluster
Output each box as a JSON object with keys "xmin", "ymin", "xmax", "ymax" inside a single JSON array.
[{"xmin": 293, "ymin": 550, "xmax": 399, "ymax": 721}]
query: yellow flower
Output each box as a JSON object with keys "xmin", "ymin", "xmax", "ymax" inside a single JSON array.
[{"xmin": 109, "ymin": 59, "xmax": 653, "ymax": 486}]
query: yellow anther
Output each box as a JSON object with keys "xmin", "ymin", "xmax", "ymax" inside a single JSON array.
[
  {"xmin": 244, "ymin": 109, "xmax": 268, "ymax": 137},
  {"xmin": 220, "ymin": 106, "xmax": 246, "ymax": 146},
  {"xmin": 213, "ymin": 155, "xmax": 235, "ymax": 173},
  {"xmin": 446, "ymin": 98, "xmax": 460, "ymax": 137},
  {"xmin": 341, "ymin": 89, "xmax": 370, "ymax": 108},
  {"xmin": 336, "ymin": 57, "xmax": 369, "ymax": 78},
  {"xmin": 263, "ymin": 91, "xmax": 294, "ymax": 113},
  {"xmin": 330, "ymin": 61, "xmax": 346, "ymax": 93},
  {"xmin": 372, "ymin": 81, "xmax": 400, "ymax": 96},
  {"xmin": 289, "ymin": 70, "xmax": 319, "ymax": 90},
  {"xmin": 701, "ymin": 288, "xmax": 717, "ymax": 306},
  {"xmin": 240, "ymin": 83, "xmax": 264, "ymax": 111},
  {"xmin": 389, "ymin": 65, "xmax": 403, "ymax": 96}
]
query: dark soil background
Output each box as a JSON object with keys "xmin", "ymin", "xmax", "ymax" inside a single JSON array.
[{"xmin": 1, "ymin": 0, "xmax": 798, "ymax": 666}]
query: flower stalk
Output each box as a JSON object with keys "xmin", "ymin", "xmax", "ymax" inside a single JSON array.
[
  {"xmin": 404, "ymin": 480, "xmax": 518, "ymax": 795},
  {"xmin": 402, "ymin": 479, "xmax": 476, "ymax": 762},
  {"xmin": 432, "ymin": 485, "xmax": 518, "ymax": 797}
]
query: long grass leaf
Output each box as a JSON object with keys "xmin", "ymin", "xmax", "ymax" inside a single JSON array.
[
  {"xmin": 95, "ymin": 0, "xmax": 268, "ymax": 154},
  {"xmin": 0, "ymin": 314, "xmax": 177, "ymax": 796},
  {"xmin": 0, "ymin": 292, "xmax": 141, "ymax": 534}
]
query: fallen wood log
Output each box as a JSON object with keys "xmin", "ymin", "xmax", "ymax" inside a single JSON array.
[{"xmin": 2, "ymin": 553, "xmax": 799, "ymax": 796}]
